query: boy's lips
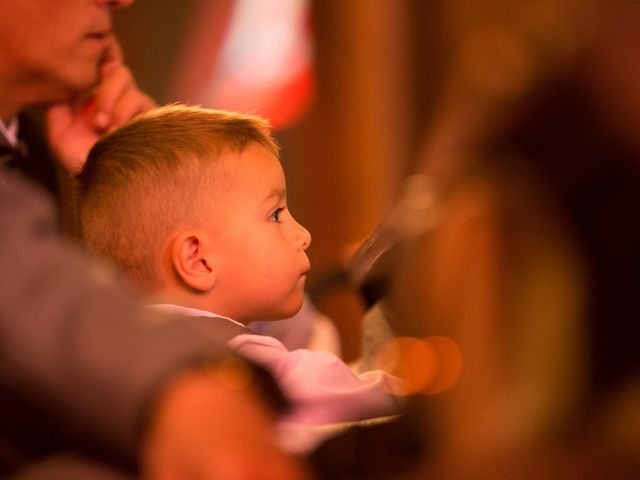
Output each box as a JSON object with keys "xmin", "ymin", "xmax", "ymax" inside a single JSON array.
[{"xmin": 298, "ymin": 268, "xmax": 310, "ymax": 283}]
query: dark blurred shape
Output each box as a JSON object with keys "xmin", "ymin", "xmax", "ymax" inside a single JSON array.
[
  {"xmin": 309, "ymin": 396, "xmax": 431, "ymax": 480},
  {"xmin": 481, "ymin": 72, "xmax": 640, "ymax": 405},
  {"xmin": 336, "ymin": 1, "xmax": 640, "ymax": 477},
  {"xmin": 346, "ymin": 174, "xmax": 440, "ymax": 309}
]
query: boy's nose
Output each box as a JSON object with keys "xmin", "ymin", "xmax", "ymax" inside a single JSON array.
[
  {"xmin": 291, "ymin": 220, "xmax": 312, "ymax": 252},
  {"xmin": 300, "ymin": 225, "xmax": 312, "ymax": 251}
]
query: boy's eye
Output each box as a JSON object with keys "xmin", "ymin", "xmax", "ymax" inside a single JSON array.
[{"xmin": 270, "ymin": 207, "xmax": 285, "ymax": 222}]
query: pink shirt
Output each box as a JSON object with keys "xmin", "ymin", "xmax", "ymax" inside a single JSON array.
[{"xmin": 149, "ymin": 304, "xmax": 403, "ymax": 452}]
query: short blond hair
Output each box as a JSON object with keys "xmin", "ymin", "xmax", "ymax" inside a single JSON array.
[{"xmin": 78, "ymin": 104, "xmax": 280, "ymax": 292}]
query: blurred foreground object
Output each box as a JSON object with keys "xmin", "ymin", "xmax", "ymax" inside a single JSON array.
[{"xmin": 341, "ymin": 0, "xmax": 640, "ymax": 477}]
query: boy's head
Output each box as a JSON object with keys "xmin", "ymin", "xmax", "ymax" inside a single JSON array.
[{"xmin": 78, "ymin": 104, "xmax": 311, "ymax": 323}]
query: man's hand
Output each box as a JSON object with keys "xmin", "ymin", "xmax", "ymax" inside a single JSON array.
[
  {"xmin": 142, "ymin": 371, "xmax": 311, "ymax": 480},
  {"xmin": 46, "ymin": 38, "xmax": 155, "ymax": 176}
]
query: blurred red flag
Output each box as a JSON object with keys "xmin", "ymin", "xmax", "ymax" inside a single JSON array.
[{"xmin": 169, "ymin": 0, "xmax": 314, "ymax": 130}]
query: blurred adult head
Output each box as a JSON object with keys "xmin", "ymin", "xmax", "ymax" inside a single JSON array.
[{"xmin": 0, "ymin": 0, "xmax": 134, "ymax": 120}]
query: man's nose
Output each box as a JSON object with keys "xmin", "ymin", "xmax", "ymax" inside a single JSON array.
[{"xmin": 94, "ymin": 0, "xmax": 135, "ymax": 9}]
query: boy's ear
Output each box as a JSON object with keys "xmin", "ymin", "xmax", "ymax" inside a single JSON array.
[{"xmin": 170, "ymin": 231, "xmax": 216, "ymax": 293}]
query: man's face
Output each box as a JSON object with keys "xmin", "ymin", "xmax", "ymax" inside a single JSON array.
[
  {"xmin": 205, "ymin": 144, "xmax": 312, "ymax": 323},
  {"xmin": 0, "ymin": 0, "xmax": 131, "ymax": 105}
]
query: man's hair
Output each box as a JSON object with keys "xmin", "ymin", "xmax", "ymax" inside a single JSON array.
[{"xmin": 77, "ymin": 104, "xmax": 279, "ymax": 292}]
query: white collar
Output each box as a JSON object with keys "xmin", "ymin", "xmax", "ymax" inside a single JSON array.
[
  {"xmin": 0, "ymin": 117, "xmax": 19, "ymax": 147},
  {"xmin": 147, "ymin": 303, "xmax": 246, "ymax": 328}
]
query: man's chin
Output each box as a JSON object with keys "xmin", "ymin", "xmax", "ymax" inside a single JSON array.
[
  {"xmin": 69, "ymin": 70, "xmax": 101, "ymax": 97},
  {"xmin": 55, "ymin": 62, "xmax": 101, "ymax": 100}
]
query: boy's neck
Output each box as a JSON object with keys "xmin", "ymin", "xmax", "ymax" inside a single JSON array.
[{"xmin": 149, "ymin": 290, "xmax": 249, "ymax": 326}]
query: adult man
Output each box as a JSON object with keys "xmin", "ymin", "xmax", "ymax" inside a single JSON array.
[
  {"xmin": 0, "ymin": 1, "xmax": 308, "ymax": 479},
  {"xmin": 0, "ymin": 0, "xmax": 155, "ymax": 231}
]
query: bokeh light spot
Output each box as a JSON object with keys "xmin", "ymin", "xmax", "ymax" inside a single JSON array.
[
  {"xmin": 422, "ymin": 336, "xmax": 463, "ymax": 394},
  {"xmin": 373, "ymin": 336, "xmax": 437, "ymax": 395}
]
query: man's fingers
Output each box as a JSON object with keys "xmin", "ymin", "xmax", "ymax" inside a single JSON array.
[
  {"xmin": 100, "ymin": 35, "xmax": 124, "ymax": 73},
  {"xmin": 92, "ymin": 37, "xmax": 155, "ymax": 131},
  {"xmin": 45, "ymin": 103, "xmax": 73, "ymax": 132},
  {"xmin": 93, "ymin": 65, "xmax": 134, "ymax": 129},
  {"xmin": 108, "ymin": 88, "xmax": 156, "ymax": 132}
]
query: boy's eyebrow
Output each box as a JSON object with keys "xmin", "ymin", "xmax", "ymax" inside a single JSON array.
[{"xmin": 262, "ymin": 188, "xmax": 286, "ymax": 204}]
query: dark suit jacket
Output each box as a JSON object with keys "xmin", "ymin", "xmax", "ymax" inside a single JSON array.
[{"xmin": 0, "ymin": 173, "xmax": 283, "ymax": 477}]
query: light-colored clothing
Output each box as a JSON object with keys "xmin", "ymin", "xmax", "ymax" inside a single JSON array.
[
  {"xmin": 249, "ymin": 295, "xmax": 342, "ymax": 355},
  {"xmin": 0, "ymin": 117, "xmax": 18, "ymax": 147},
  {"xmin": 149, "ymin": 304, "xmax": 403, "ymax": 452}
]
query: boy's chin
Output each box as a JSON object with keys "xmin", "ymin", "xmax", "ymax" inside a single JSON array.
[
  {"xmin": 266, "ymin": 298, "xmax": 305, "ymax": 322},
  {"xmin": 244, "ymin": 291, "xmax": 306, "ymax": 322}
]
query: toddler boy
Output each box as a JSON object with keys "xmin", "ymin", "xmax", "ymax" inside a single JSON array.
[{"xmin": 77, "ymin": 105, "xmax": 402, "ymax": 452}]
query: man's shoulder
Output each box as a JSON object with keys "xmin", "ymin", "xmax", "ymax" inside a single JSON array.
[{"xmin": 0, "ymin": 171, "xmax": 57, "ymax": 229}]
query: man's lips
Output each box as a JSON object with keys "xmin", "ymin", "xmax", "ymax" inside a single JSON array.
[
  {"xmin": 83, "ymin": 30, "xmax": 113, "ymax": 59},
  {"xmin": 86, "ymin": 22, "xmax": 113, "ymax": 41},
  {"xmin": 86, "ymin": 31, "xmax": 111, "ymax": 40}
]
